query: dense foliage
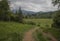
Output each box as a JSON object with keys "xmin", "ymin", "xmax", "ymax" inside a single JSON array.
[
  {"xmin": 52, "ymin": 0, "xmax": 60, "ymax": 8},
  {"xmin": 0, "ymin": 0, "xmax": 23, "ymax": 23},
  {"xmin": 52, "ymin": 0, "xmax": 60, "ymax": 28},
  {"xmin": 0, "ymin": 0, "xmax": 10, "ymax": 21}
]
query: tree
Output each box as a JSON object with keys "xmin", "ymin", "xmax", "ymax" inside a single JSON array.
[
  {"xmin": 16, "ymin": 7, "xmax": 23, "ymax": 23},
  {"xmin": 0, "ymin": 0, "xmax": 11, "ymax": 21},
  {"xmin": 52, "ymin": 0, "xmax": 60, "ymax": 28},
  {"xmin": 52, "ymin": 0, "xmax": 60, "ymax": 8}
]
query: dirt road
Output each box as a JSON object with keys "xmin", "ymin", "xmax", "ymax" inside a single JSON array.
[
  {"xmin": 22, "ymin": 27, "xmax": 39, "ymax": 41},
  {"xmin": 22, "ymin": 27, "xmax": 57, "ymax": 41}
]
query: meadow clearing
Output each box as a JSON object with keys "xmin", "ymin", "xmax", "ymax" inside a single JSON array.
[
  {"xmin": 0, "ymin": 19, "xmax": 60, "ymax": 41},
  {"xmin": 24, "ymin": 19, "xmax": 53, "ymax": 27}
]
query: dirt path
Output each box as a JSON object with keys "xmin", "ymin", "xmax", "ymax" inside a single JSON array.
[
  {"xmin": 22, "ymin": 27, "xmax": 39, "ymax": 41},
  {"xmin": 22, "ymin": 27, "xmax": 58, "ymax": 41}
]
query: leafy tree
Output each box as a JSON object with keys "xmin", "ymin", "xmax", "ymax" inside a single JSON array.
[
  {"xmin": 52, "ymin": 0, "xmax": 60, "ymax": 8},
  {"xmin": 52, "ymin": 0, "xmax": 60, "ymax": 28},
  {"xmin": 0, "ymin": 0, "xmax": 11, "ymax": 21}
]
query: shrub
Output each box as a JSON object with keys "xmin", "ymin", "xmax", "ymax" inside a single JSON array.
[{"xmin": 37, "ymin": 24, "xmax": 40, "ymax": 26}]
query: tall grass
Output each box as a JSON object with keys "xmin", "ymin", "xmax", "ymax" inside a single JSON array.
[
  {"xmin": 43, "ymin": 28, "xmax": 60, "ymax": 41},
  {"xmin": 0, "ymin": 21, "xmax": 34, "ymax": 41},
  {"xmin": 24, "ymin": 19, "xmax": 52, "ymax": 27}
]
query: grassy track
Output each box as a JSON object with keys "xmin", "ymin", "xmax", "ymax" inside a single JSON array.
[
  {"xmin": 24, "ymin": 19, "xmax": 60, "ymax": 41},
  {"xmin": 24, "ymin": 19, "xmax": 53, "ymax": 41},
  {"xmin": 43, "ymin": 28, "xmax": 60, "ymax": 41}
]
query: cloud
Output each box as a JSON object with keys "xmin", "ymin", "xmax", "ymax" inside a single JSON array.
[{"xmin": 9, "ymin": 0, "xmax": 58, "ymax": 12}]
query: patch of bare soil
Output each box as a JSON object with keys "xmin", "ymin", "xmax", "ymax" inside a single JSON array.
[{"xmin": 22, "ymin": 27, "xmax": 39, "ymax": 41}]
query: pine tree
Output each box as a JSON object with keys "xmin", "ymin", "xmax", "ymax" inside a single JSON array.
[
  {"xmin": 16, "ymin": 7, "xmax": 23, "ymax": 23},
  {"xmin": 18, "ymin": 7, "xmax": 23, "ymax": 23}
]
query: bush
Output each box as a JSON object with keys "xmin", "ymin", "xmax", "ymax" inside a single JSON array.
[
  {"xmin": 52, "ymin": 11, "xmax": 60, "ymax": 28},
  {"xmin": 37, "ymin": 24, "xmax": 40, "ymax": 26}
]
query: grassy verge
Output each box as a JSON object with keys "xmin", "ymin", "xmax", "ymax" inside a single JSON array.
[
  {"xmin": 33, "ymin": 27, "xmax": 60, "ymax": 41},
  {"xmin": 33, "ymin": 29, "xmax": 49, "ymax": 41},
  {"xmin": 43, "ymin": 28, "xmax": 60, "ymax": 41},
  {"xmin": 0, "ymin": 21, "xmax": 34, "ymax": 41}
]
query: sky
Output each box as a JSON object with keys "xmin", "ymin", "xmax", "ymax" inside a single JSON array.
[{"xmin": 9, "ymin": 0, "xmax": 58, "ymax": 12}]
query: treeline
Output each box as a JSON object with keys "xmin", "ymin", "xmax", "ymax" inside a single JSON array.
[
  {"xmin": 0, "ymin": 0, "xmax": 23, "ymax": 23},
  {"xmin": 23, "ymin": 11, "xmax": 55, "ymax": 19},
  {"xmin": 0, "ymin": 0, "xmax": 56, "ymax": 22}
]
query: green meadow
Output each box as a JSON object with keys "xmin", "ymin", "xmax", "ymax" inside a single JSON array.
[
  {"xmin": 0, "ymin": 19, "xmax": 60, "ymax": 41},
  {"xmin": 24, "ymin": 19, "xmax": 53, "ymax": 27},
  {"xmin": 0, "ymin": 21, "xmax": 34, "ymax": 41}
]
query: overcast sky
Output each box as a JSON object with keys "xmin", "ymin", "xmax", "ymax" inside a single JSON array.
[{"xmin": 9, "ymin": 0, "xmax": 58, "ymax": 12}]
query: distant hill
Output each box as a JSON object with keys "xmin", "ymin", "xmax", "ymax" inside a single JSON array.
[
  {"xmin": 12, "ymin": 10, "xmax": 35, "ymax": 14},
  {"xmin": 22, "ymin": 10, "xmax": 35, "ymax": 14},
  {"xmin": 34, "ymin": 11, "xmax": 54, "ymax": 18},
  {"xmin": 23, "ymin": 11, "xmax": 55, "ymax": 18},
  {"xmin": 12, "ymin": 9, "xmax": 55, "ymax": 18}
]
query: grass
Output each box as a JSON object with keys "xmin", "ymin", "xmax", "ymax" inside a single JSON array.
[
  {"xmin": 0, "ymin": 21, "xmax": 34, "ymax": 41},
  {"xmin": 43, "ymin": 28, "xmax": 60, "ymax": 41},
  {"xmin": 0, "ymin": 19, "xmax": 60, "ymax": 41},
  {"xmin": 24, "ymin": 19, "xmax": 53, "ymax": 27},
  {"xmin": 33, "ymin": 30, "xmax": 49, "ymax": 41}
]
